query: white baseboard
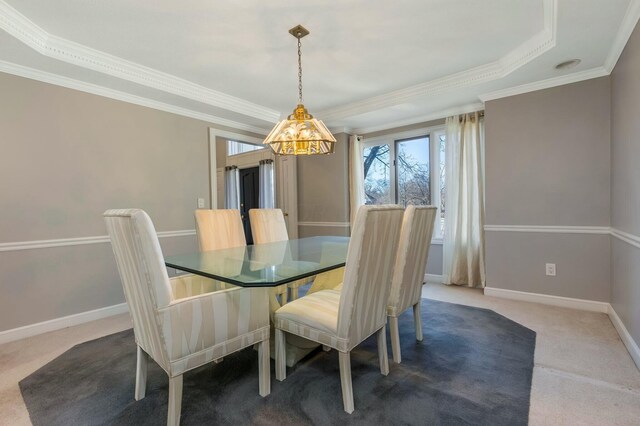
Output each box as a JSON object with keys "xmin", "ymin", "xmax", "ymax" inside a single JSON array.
[
  {"xmin": 483, "ymin": 287, "xmax": 609, "ymax": 313},
  {"xmin": 0, "ymin": 303, "xmax": 129, "ymax": 345},
  {"xmin": 424, "ymin": 274, "xmax": 444, "ymax": 283},
  {"xmin": 607, "ymin": 304, "xmax": 640, "ymax": 370}
]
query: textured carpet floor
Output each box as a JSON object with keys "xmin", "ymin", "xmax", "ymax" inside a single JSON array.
[{"xmin": 19, "ymin": 299, "xmax": 535, "ymax": 425}]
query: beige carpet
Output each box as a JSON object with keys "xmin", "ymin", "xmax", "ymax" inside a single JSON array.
[{"xmin": 1, "ymin": 283, "xmax": 639, "ymax": 425}]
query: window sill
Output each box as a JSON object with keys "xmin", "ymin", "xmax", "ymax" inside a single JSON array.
[{"xmin": 431, "ymin": 238, "xmax": 443, "ymax": 245}]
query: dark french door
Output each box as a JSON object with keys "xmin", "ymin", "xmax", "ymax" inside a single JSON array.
[{"xmin": 239, "ymin": 167, "xmax": 260, "ymax": 244}]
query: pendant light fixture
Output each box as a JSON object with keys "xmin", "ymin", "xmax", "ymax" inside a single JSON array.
[{"xmin": 263, "ymin": 25, "xmax": 336, "ymax": 155}]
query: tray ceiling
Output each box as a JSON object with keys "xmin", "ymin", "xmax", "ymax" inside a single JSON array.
[{"xmin": 1, "ymin": 0, "xmax": 638, "ymax": 133}]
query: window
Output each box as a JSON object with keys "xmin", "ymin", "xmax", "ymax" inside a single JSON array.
[
  {"xmin": 227, "ymin": 140, "xmax": 264, "ymax": 156},
  {"xmin": 362, "ymin": 127, "xmax": 446, "ymax": 238}
]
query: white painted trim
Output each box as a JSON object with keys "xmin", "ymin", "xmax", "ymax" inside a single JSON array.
[
  {"xmin": 604, "ymin": 0, "xmax": 640, "ymax": 72},
  {"xmin": 425, "ymin": 274, "xmax": 444, "ymax": 284},
  {"xmin": 0, "ymin": 1, "xmax": 280, "ymax": 123},
  {"xmin": 0, "ymin": 0, "xmax": 557, "ymax": 126},
  {"xmin": 208, "ymin": 129, "xmax": 268, "ymax": 209},
  {"xmin": 0, "ymin": 60, "xmax": 269, "ymax": 135},
  {"xmin": 0, "ymin": 303, "xmax": 129, "ymax": 345},
  {"xmin": 353, "ymin": 103, "xmax": 483, "ymax": 136},
  {"xmin": 479, "ymin": 67, "xmax": 609, "ymax": 102},
  {"xmin": 484, "ymin": 225, "xmax": 610, "ymax": 235},
  {"xmin": 608, "ymin": 304, "xmax": 640, "ymax": 370},
  {"xmin": 611, "ymin": 228, "xmax": 640, "ymax": 250},
  {"xmin": 483, "ymin": 287, "xmax": 609, "ymax": 313},
  {"xmin": 0, "ymin": 230, "xmax": 196, "ymax": 252},
  {"xmin": 318, "ymin": 0, "xmax": 557, "ymax": 121},
  {"xmin": 297, "ymin": 221, "xmax": 351, "ymax": 228}
]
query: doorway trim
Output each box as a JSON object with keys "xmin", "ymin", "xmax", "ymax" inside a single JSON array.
[{"xmin": 208, "ymin": 128, "xmax": 266, "ymax": 209}]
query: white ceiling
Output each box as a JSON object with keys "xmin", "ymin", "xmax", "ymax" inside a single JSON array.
[{"xmin": 0, "ymin": 0, "xmax": 638, "ymax": 134}]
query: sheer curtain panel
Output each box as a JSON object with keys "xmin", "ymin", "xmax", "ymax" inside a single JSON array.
[
  {"xmin": 349, "ymin": 135, "xmax": 365, "ymax": 225},
  {"xmin": 259, "ymin": 159, "xmax": 275, "ymax": 208},
  {"xmin": 224, "ymin": 166, "xmax": 240, "ymax": 209},
  {"xmin": 443, "ymin": 113, "xmax": 486, "ymax": 287}
]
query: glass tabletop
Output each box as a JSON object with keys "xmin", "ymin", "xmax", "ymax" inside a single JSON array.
[{"xmin": 165, "ymin": 236, "xmax": 349, "ymax": 287}]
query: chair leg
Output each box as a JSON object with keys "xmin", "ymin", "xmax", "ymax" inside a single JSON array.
[
  {"xmin": 413, "ymin": 303, "xmax": 423, "ymax": 341},
  {"xmin": 279, "ymin": 287, "xmax": 288, "ymax": 305},
  {"xmin": 135, "ymin": 345, "xmax": 148, "ymax": 400},
  {"xmin": 275, "ymin": 329, "xmax": 286, "ymax": 381},
  {"xmin": 389, "ymin": 316, "xmax": 402, "ymax": 364},
  {"xmin": 258, "ymin": 338, "xmax": 271, "ymax": 396},
  {"xmin": 338, "ymin": 351, "xmax": 354, "ymax": 414},
  {"xmin": 167, "ymin": 375, "xmax": 183, "ymax": 426},
  {"xmin": 376, "ymin": 325, "xmax": 389, "ymax": 376}
]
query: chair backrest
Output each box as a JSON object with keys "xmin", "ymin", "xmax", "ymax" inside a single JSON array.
[
  {"xmin": 388, "ymin": 206, "xmax": 438, "ymax": 314},
  {"xmin": 103, "ymin": 209, "xmax": 170, "ymax": 367},
  {"xmin": 195, "ymin": 209, "xmax": 246, "ymax": 251},
  {"xmin": 249, "ymin": 208, "xmax": 289, "ymax": 244},
  {"xmin": 337, "ymin": 205, "xmax": 404, "ymax": 344}
]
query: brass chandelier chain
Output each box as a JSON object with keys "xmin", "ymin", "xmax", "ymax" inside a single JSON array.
[{"xmin": 297, "ymin": 35, "xmax": 303, "ymax": 104}]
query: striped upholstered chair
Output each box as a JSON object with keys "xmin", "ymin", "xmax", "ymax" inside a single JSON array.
[
  {"xmin": 387, "ymin": 205, "xmax": 437, "ymax": 363},
  {"xmin": 274, "ymin": 205, "xmax": 404, "ymax": 413},
  {"xmin": 104, "ymin": 209, "xmax": 270, "ymax": 426},
  {"xmin": 249, "ymin": 208, "xmax": 315, "ymax": 302}
]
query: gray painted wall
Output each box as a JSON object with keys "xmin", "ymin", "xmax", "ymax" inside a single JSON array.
[
  {"xmin": 611, "ymin": 21, "xmax": 640, "ymax": 345},
  {"xmin": 0, "ymin": 72, "xmax": 259, "ymax": 331},
  {"xmin": 485, "ymin": 77, "xmax": 611, "ymax": 301},
  {"xmin": 297, "ymin": 132, "xmax": 350, "ymax": 224}
]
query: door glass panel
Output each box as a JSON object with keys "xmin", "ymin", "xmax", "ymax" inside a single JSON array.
[
  {"xmin": 363, "ymin": 144, "xmax": 392, "ymax": 205},
  {"xmin": 396, "ymin": 136, "xmax": 430, "ymax": 206}
]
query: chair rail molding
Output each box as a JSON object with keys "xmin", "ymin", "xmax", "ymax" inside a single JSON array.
[
  {"xmin": 485, "ymin": 225, "xmax": 640, "ymax": 250},
  {"xmin": 610, "ymin": 227, "xmax": 640, "ymax": 250},
  {"xmin": 484, "ymin": 225, "xmax": 611, "ymax": 234},
  {"xmin": 0, "ymin": 230, "xmax": 196, "ymax": 252}
]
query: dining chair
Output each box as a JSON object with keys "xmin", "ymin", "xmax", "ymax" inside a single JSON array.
[
  {"xmin": 249, "ymin": 208, "xmax": 314, "ymax": 302},
  {"xmin": 274, "ymin": 205, "xmax": 404, "ymax": 413},
  {"xmin": 195, "ymin": 208, "xmax": 288, "ymax": 304},
  {"xmin": 104, "ymin": 209, "xmax": 270, "ymax": 426},
  {"xmin": 387, "ymin": 205, "xmax": 437, "ymax": 363}
]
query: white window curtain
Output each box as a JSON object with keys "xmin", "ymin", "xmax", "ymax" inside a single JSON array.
[
  {"xmin": 443, "ymin": 113, "xmax": 486, "ymax": 287},
  {"xmin": 258, "ymin": 159, "xmax": 275, "ymax": 208},
  {"xmin": 224, "ymin": 166, "xmax": 240, "ymax": 209},
  {"xmin": 349, "ymin": 135, "xmax": 365, "ymax": 225}
]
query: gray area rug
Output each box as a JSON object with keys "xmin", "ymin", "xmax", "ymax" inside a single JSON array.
[{"xmin": 20, "ymin": 299, "xmax": 535, "ymax": 425}]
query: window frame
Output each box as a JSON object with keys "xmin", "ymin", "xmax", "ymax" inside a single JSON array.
[
  {"xmin": 362, "ymin": 125, "xmax": 445, "ymax": 243},
  {"xmin": 227, "ymin": 140, "xmax": 266, "ymax": 157}
]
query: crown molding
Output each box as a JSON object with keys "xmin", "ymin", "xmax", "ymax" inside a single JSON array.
[
  {"xmin": 0, "ymin": 60, "xmax": 270, "ymax": 134},
  {"xmin": 604, "ymin": 0, "xmax": 640, "ymax": 72},
  {"xmin": 478, "ymin": 66, "xmax": 609, "ymax": 102},
  {"xmin": 318, "ymin": 0, "xmax": 557, "ymax": 121},
  {"xmin": 353, "ymin": 103, "xmax": 484, "ymax": 135},
  {"xmin": 0, "ymin": 0, "xmax": 280, "ymax": 123}
]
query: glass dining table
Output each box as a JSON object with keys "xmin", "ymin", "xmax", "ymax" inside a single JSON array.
[
  {"xmin": 164, "ymin": 236, "xmax": 349, "ymax": 288},
  {"xmin": 165, "ymin": 235, "xmax": 349, "ymax": 366}
]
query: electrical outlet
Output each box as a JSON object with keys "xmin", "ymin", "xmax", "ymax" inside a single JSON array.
[
  {"xmin": 197, "ymin": 198, "xmax": 205, "ymax": 208},
  {"xmin": 545, "ymin": 263, "xmax": 556, "ymax": 276}
]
